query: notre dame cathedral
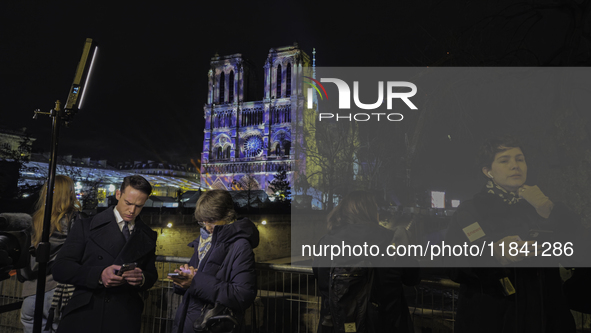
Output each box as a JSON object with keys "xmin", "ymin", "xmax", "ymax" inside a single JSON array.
[{"xmin": 200, "ymin": 44, "xmax": 311, "ymax": 197}]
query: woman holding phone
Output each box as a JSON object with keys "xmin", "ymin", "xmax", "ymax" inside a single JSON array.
[{"xmin": 169, "ymin": 190, "xmax": 259, "ymax": 333}]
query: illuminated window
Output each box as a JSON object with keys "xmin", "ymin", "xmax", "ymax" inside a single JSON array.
[
  {"xmin": 276, "ymin": 64, "xmax": 282, "ymax": 98},
  {"xmin": 286, "ymin": 63, "xmax": 291, "ymax": 97},
  {"xmin": 229, "ymin": 71, "xmax": 234, "ymax": 103},
  {"xmin": 219, "ymin": 72, "xmax": 225, "ymax": 103},
  {"xmin": 431, "ymin": 191, "xmax": 445, "ymax": 209},
  {"xmin": 243, "ymin": 135, "xmax": 263, "ymax": 158}
]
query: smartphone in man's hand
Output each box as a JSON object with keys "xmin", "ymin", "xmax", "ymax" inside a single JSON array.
[{"xmin": 116, "ymin": 262, "xmax": 137, "ymax": 276}]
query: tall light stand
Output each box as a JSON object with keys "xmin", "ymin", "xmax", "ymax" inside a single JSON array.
[
  {"xmin": 31, "ymin": 38, "xmax": 97, "ymax": 333},
  {"xmin": 31, "ymin": 101, "xmax": 63, "ymax": 333}
]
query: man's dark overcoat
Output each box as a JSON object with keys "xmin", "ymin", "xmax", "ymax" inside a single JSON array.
[{"xmin": 52, "ymin": 207, "xmax": 157, "ymax": 333}]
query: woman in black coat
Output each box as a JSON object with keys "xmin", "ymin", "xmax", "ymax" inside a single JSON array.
[
  {"xmin": 445, "ymin": 135, "xmax": 578, "ymax": 333},
  {"xmin": 313, "ymin": 190, "xmax": 419, "ymax": 333}
]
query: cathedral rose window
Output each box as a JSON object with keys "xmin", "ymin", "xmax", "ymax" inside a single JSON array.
[{"xmin": 243, "ymin": 135, "xmax": 264, "ymax": 157}]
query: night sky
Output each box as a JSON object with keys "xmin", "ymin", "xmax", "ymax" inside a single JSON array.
[{"xmin": 2, "ymin": 1, "xmax": 589, "ymax": 200}]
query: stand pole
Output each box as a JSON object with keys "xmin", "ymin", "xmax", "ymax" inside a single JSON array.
[{"xmin": 32, "ymin": 100, "xmax": 62, "ymax": 333}]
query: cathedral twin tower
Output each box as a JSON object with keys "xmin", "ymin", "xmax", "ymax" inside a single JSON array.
[{"xmin": 201, "ymin": 44, "xmax": 311, "ymax": 194}]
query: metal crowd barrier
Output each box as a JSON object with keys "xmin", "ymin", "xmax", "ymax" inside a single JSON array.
[
  {"xmin": 143, "ymin": 257, "xmax": 458, "ymax": 333},
  {"xmin": 143, "ymin": 256, "xmax": 190, "ymax": 333},
  {"xmin": 142, "ymin": 257, "xmax": 321, "ymax": 333},
  {"xmin": 254, "ymin": 262, "xmax": 319, "ymax": 333},
  {"xmin": 0, "ymin": 275, "xmax": 24, "ymax": 333},
  {"xmin": 1, "ymin": 258, "xmax": 589, "ymax": 333},
  {"xmin": 408, "ymin": 277, "xmax": 459, "ymax": 332}
]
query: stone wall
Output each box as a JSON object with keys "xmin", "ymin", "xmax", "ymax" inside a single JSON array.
[
  {"xmin": 151, "ymin": 214, "xmax": 292, "ymax": 262},
  {"xmin": 290, "ymin": 211, "xmax": 330, "ymax": 264}
]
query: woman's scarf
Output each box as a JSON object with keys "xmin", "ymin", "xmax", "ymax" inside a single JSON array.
[
  {"xmin": 197, "ymin": 227, "xmax": 212, "ymax": 269},
  {"xmin": 485, "ymin": 180, "xmax": 521, "ymax": 205}
]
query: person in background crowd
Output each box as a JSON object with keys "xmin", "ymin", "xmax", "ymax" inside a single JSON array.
[
  {"xmin": 313, "ymin": 190, "xmax": 420, "ymax": 333},
  {"xmin": 19, "ymin": 175, "xmax": 81, "ymax": 333},
  {"xmin": 445, "ymin": 135, "xmax": 579, "ymax": 333}
]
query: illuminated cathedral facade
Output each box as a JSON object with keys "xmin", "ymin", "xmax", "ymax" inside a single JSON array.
[{"xmin": 200, "ymin": 44, "xmax": 310, "ymax": 196}]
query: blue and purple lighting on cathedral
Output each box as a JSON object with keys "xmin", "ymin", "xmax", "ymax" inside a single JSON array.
[{"xmin": 200, "ymin": 44, "xmax": 310, "ymax": 197}]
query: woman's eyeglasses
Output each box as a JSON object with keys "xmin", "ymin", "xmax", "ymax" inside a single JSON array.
[{"xmin": 197, "ymin": 221, "xmax": 215, "ymax": 228}]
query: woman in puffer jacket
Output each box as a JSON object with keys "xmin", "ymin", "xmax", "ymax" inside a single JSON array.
[{"xmin": 170, "ymin": 189, "xmax": 259, "ymax": 333}]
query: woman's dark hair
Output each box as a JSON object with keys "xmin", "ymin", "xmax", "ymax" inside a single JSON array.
[
  {"xmin": 120, "ymin": 175, "xmax": 153, "ymax": 196},
  {"xmin": 327, "ymin": 190, "xmax": 379, "ymax": 231},
  {"xmin": 477, "ymin": 135, "xmax": 525, "ymax": 170},
  {"xmin": 195, "ymin": 189, "xmax": 237, "ymax": 223}
]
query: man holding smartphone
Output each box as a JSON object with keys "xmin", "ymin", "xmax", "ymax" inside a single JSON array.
[{"xmin": 53, "ymin": 175, "xmax": 158, "ymax": 333}]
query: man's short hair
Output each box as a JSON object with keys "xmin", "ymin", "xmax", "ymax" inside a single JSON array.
[
  {"xmin": 120, "ymin": 175, "xmax": 153, "ymax": 196},
  {"xmin": 194, "ymin": 190, "xmax": 237, "ymax": 223}
]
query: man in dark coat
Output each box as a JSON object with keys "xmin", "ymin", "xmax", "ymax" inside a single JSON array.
[{"xmin": 53, "ymin": 175, "xmax": 158, "ymax": 333}]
